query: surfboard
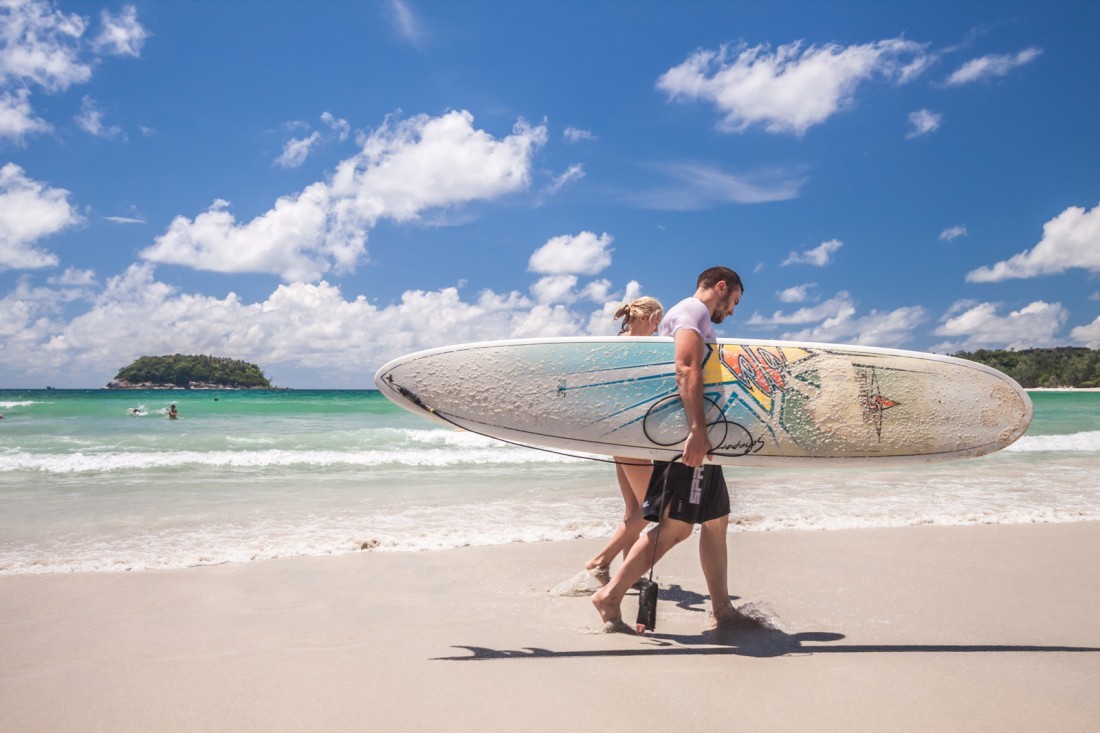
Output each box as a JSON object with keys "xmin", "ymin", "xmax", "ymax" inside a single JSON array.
[{"xmin": 373, "ymin": 337, "xmax": 1032, "ymax": 466}]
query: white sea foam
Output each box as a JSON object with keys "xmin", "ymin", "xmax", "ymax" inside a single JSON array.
[
  {"xmin": 0, "ymin": 446, "xmax": 585, "ymax": 473},
  {"xmin": 3, "ymin": 484, "xmax": 1099, "ymax": 575},
  {"xmin": 0, "ymin": 400, "xmax": 36, "ymax": 408},
  {"xmin": 1004, "ymin": 431, "xmax": 1100, "ymax": 453}
]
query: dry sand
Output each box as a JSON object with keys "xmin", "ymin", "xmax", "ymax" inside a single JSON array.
[{"xmin": 2, "ymin": 522, "xmax": 1099, "ymax": 732}]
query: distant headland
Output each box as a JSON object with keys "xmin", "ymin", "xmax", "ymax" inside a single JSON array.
[
  {"xmin": 953, "ymin": 346, "xmax": 1100, "ymax": 389},
  {"xmin": 106, "ymin": 355, "xmax": 276, "ymax": 390}
]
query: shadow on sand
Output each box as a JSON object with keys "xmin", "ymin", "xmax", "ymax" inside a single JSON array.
[
  {"xmin": 434, "ymin": 634, "xmax": 1100, "ymax": 661},
  {"xmin": 434, "ymin": 586, "xmax": 1100, "ymax": 661}
]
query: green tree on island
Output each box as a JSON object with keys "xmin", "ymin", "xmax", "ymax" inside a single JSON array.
[{"xmin": 111, "ymin": 355, "xmax": 272, "ymax": 389}]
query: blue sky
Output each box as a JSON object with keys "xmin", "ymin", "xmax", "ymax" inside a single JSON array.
[{"xmin": 2, "ymin": 0, "xmax": 1098, "ymax": 388}]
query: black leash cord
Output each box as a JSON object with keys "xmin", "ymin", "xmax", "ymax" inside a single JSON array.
[{"xmin": 646, "ymin": 455, "xmax": 682, "ymax": 583}]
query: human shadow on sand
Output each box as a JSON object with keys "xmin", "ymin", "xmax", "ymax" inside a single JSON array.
[
  {"xmin": 433, "ymin": 628, "xmax": 1100, "ymax": 661},
  {"xmin": 434, "ymin": 587, "xmax": 1100, "ymax": 660}
]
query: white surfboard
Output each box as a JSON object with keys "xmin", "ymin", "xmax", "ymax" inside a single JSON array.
[{"xmin": 374, "ymin": 337, "xmax": 1033, "ymax": 466}]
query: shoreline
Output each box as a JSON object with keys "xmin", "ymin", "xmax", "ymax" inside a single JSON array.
[
  {"xmin": 1027, "ymin": 387, "xmax": 1100, "ymax": 392},
  {"xmin": 3, "ymin": 522, "xmax": 1098, "ymax": 731}
]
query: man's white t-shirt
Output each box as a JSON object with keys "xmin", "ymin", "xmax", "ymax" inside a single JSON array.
[{"xmin": 658, "ymin": 297, "xmax": 714, "ymax": 342}]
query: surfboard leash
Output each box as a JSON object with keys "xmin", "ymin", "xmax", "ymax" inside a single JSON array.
[
  {"xmin": 386, "ymin": 375, "xmax": 715, "ymax": 634},
  {"xmin": 637, "ymin": 454, "xmax": 682, "ymax": 632}
]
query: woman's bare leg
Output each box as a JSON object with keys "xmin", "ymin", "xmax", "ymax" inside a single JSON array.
[{"xmin": 585, "ymin": 460, "xmax": 653, "ymax": 572}]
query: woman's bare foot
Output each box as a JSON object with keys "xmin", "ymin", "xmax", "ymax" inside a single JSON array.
[
  {"xmin": 549, "ymin": 567, "xmax": 610, "ymax": 597},
  {"xmin": 591, "ymin": 587, "xmax": 625, "ymax": 627},
  {"xmin": 584, "ymin": 564, "xmax": 610, "ymax": 582},
  {"xmin": 601, "ymin": 619, "xmax": 636, "ymax": 634}
]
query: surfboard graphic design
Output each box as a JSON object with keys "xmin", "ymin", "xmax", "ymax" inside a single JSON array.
[{"xmin": 374, "ymin": 337, "xmax": 1033, "ymax": 466}]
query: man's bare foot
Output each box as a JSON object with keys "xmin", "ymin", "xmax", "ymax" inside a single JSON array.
[
  {"xmin": 600, "ymin": 619, "xmax": 636, "ymax": 634},
  {"xmin": 710, "ymin": 603, "xmax": 778, "ymax": 631}
]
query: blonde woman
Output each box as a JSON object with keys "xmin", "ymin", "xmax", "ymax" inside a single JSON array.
[{"xmin": 551, "ymin": 296, "xmax": 664, "ymax": 595}]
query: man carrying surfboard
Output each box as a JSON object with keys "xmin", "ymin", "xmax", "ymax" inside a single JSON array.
[{"xmin": 592, "ymin": 266, "xmax": 746, "ymax": 633}]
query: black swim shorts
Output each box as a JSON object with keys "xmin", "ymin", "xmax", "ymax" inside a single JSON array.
[{"xmin": 641, "ymin": 461, "xmax": 730, "ymax": 525}]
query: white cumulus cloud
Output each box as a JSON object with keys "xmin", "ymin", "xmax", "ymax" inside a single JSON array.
[
  {"xmin": 0, "ymin": 0, "xmax": 90, "ymax": 91},
  {"xmin": 275, "ymin": 131, "xmax": 321, "ymax": 169},
  {"xmin": 142, "ymin": 110, "xmax": 548, "ymax": 281},
  {"xmin": 74, "ymin": 95, "xmax": 121, "ymax": 138},
  {"xmin": 92, "ymin": 5, "xmax": 148, "ymax": 57},
  {"xmin": 776, "ymin": 283, "xmax": 816, "ymax": 303},
  {"xmin": 0, "ymin": 0, "xmax": 147, "ymax": 141},
  {"xmin": 939, "ymin": 225, "xmax": 967, "ymax": 242},
  {"xmin": 946, "ymin": 47, "xmax": 1042, "ymax": 86},
  {"xmin": 321, "ymin": 111, "xmax": 350, "ymax": 140},
  {"xmin": 0, "ymin": 163, "xmax": 81, "ymax": 270},
  {"xmin": 0, "ymin": 88, "xmax": 49, "ymax": 140},
  {"xmin": 747, "ymin": 290, "xmax": 925, "ymax": 347},
  {"xmin": 1071, "ymin": 315, "xmax": 1100, "ymax": 348},
  {"xmin": 783, "ymin": 305, "xmax": 925, "ymax": 347},
  {"xmin": 747, "ymin": 292, "xmax": 856, "ymax": 327},
  {"xmin": 906, "ymin": 108, "xmax": 941, "ymax": 138},
  {"xmin": 531, "ymin": 274, "xmax": 579, "ymax": 304},
  {"xmin": 657, "ymin": 38, "xmax": 931, "ymax": 136},
  {"xmin": 966, "ymin": 203, "xmax": 1100, "ymax": 282},
  {"xmin": 563, "ymin": 126, "xmax": 595, "ymax": 143},
  {"xmin": 47, "ymin": 266, "xmax": 96, "ymax": 286},
  {"xmin": 542, "ymin": 163, "xmax": 585, "ymax": 197},
  {"xmin": 275, "ymin": 112, "xmax": 351, "ymax": 168},
  {"xmin": 933, "ymin": 300, "xmax": 1067, "ymax": 351},
  {"xmin": 0, "ymin": 263, "xmax": 644, "ymax": 386},
  {"xmin": 528, "ymin": 231, "xmax": 613, "ymax": 276},
  {"xmin": 782, "ymin": 238, "xmax": 842, "ymax": 267}
]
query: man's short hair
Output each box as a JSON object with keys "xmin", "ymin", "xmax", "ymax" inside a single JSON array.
[{"xmin": 697, "ymin": 266, "xmax": 744, "ymax": 294}]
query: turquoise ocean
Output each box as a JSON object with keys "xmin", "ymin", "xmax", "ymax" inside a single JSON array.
[{"xmin": 1, "ymin": 389, "xmax": 1097, "ymax": 575}]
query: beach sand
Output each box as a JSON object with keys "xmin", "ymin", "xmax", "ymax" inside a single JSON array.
[{"xmin": 2, "ymin": 522, "xmax": 1099, "ymax": 732}]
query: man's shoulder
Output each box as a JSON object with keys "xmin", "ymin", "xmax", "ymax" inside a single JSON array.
[
  {"xmin": 660, "ymin": 297, "xmax": 710, "ymax": 337},
  {"xmin": 667, "ymin": 297, "xmax": 707, "ymax": 317}
]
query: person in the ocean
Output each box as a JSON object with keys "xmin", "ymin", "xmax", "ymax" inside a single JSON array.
[
  {"xmin": 592, "ymin": 266, "xmax": 747, "ymax": 633},
  {"xmin": 551, "ymin": 296, "xmax": 664, "ymax": 596},
  {"xmin": 168, "ymin": 404, "xmax": 178, "ymax": 419}
]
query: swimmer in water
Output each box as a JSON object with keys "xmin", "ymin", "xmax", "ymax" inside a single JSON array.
[{"xmin": 168, "ymin": 404, "xmax": 178, "ymax": 419}]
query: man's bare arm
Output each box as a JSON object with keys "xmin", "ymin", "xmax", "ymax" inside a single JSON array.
[{"xmin": 673, "ymin": 328, "xmax": 710, "ymax": 467}]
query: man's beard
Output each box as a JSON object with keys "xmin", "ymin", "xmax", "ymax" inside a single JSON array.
[{"xmin": 710, "ymin": 295, "xmax": 730, "ymax": 323}]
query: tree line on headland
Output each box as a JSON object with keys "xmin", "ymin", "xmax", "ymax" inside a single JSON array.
[
  {"xmin": 107, "ymin": 355, "xmax": 273, "ymax": 389},
  {"xmin": 952, "ymin": 347, "xmax": 1100, "ymax": 388}
]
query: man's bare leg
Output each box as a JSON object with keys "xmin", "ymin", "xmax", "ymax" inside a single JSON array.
[
  {"xmin": 699, "ymin": 515, "xmax": 738, "ymax": 625},
  {"xmin": 592, "ymin": 516, "xmax": 692, "ymax": 631}
]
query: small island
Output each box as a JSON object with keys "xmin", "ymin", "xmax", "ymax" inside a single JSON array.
[{"xmin": 106, "ymin": 354, "xmax": 274, "ymax": 390}]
